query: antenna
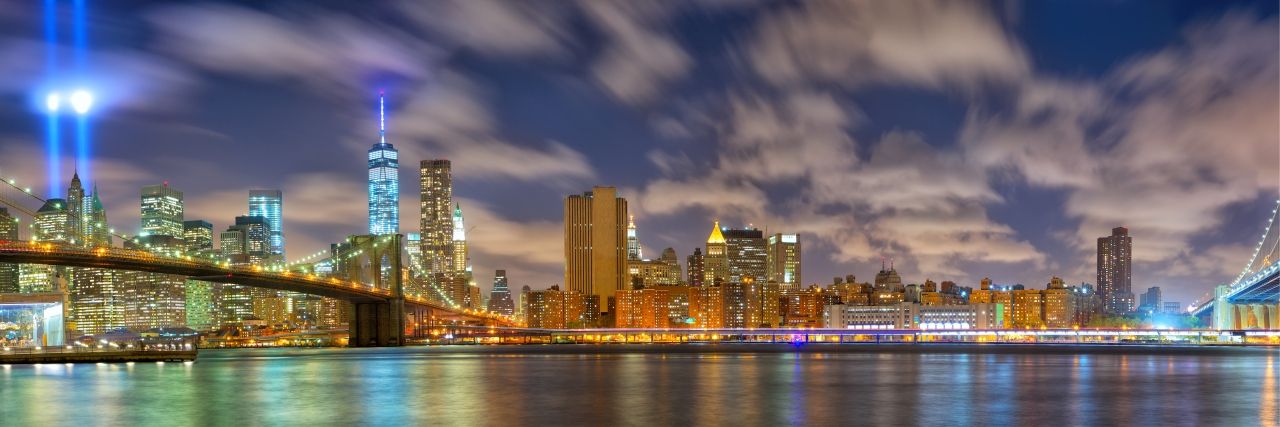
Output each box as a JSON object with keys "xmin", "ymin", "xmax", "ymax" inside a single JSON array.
[{"xmin": 379, "ymin": 90, "xmax": 386, "ymax": 144}]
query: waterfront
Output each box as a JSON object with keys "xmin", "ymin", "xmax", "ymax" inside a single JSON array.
[{"xmin": 1, "ymin": 344, "xmax": 1276, "ymax": 426}]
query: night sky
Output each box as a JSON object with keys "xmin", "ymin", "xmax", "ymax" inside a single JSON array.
[{"xmin": 0, "ymin": 0, "xmax": 1276, "ymax": 304}]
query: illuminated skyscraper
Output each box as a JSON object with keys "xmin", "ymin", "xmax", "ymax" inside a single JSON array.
[
  {"xmin": 0, "ymin": 207, "xmax": 19, "ymax": 293},
  {"xmin": 626, "ymin": 215, "xmax": 642, "ymax": 260},
  {"xmin": 368, "ymin": 92, "xmax": 399, "ymax": 236},
  {"xmin": 183, "ymin": 220, "xmax": 214, "ymax": 254},
  {"xmin": 141, "ymin": 183, "xmax": 183, "ymax": 238},
  {"xmin": 767, "ymin": 233, "xmax": 801, "ymax": 288},
  {"xmin": 85, "ymin": 186, "xmax": 110, "ymax": 247},
  {"xmin": 686, "ymin": 247, "xmax": 704, "ymax": 287},
  {"xmin": 1097, "ymin": 227, "xmax": 1134, "ymax": 315},
  {"xmin": 564, "ymin": 186, "xmax": 628, "ymax": 306},
  {"xmin": 452, "ymin": 204, "xmax": 469, "ymax": 275},
  {"xmin": 724, "ymin": 227, "xmax": 767, "ymax": 284},
  {"xmin": 487, "ymin": 269, "xmax": 516, "ymax": 317},
  {"xmin": 419, "ymin": 159, "xmax": 453, "ymax": 280},
  {"xmin": 66, "ymin": 172, "xmax": 85, "ymax": 245},
  {"xmin": 233, "ymin": 215, "xmax": 271, "ymax": 265},
  {"xmin": 703, "ymin": 221, "xmax": 728, "ymax": 285},
  {"xmin": 248, "ymin": 190, "xmax": 284, "ymax": 257}
]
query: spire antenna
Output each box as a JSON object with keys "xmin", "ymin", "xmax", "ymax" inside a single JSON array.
[{"xmin": 379, "ymin": 90, "xmax": 386, "ymax": 144}]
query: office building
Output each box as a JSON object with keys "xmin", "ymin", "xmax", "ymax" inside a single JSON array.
[
  {"xmin": 628, "ymin": 248, "xmax": 681, "ymax": 288},
  {"xmin": 767, "ymin": 233, "xmax": 801, "ymax": 289},
  {"xmin": 141, "ymin": 183, "xmax": 184, "ymax": 238},
  {"xmin": 487, "ymin": 270, "xmax": 516, "ymax": 317},
  {"xmin": 824, "ymin": 303, "xmax": 1003, "ymax": 330},
  {"xmin": 66, "ymin": 172, "xmax": 85, "ymax": 245},
  {"xmin": 686, "ymin": 248, "xmax": 704, "ymax": 287},
  {"xmin": 183, "ymin": 220, "xmax": 214, "ymax": 254},
  {"xmin": 419, "ymin": 159, "xmax": 453, "ymax": 280},
  {"xmin": 615, "ymin": 288, "xmax": 670, "ymax": 328},
  {"xmin": 563, "ymin": 186, "xmax": 628, "ymax": 306},
  {"xmin": 248, "ymin": 190, "xmax": 284, "ymax": 256},
  {"xmin": 724, "ymin": 227, "xmax": 766, "ymax": 284},
  {"xmin": 1139, "ymin": 286, "xmax": 1162, "ymax": 314},
  {"xmin": 704, "ymin": 222, "xmax": 728, "ymax": 285},
  {"xmin": 0, "ymin": 207, "xmax": 18, "ymax": 293},
  {"xmin": 626, "ymin": 215, "xmax": 642, "ymax": 260},
  {"xmin": 1098, "ymin": 226, "xmax": 1134, "ymax": 314},
  {"xmin": 368, "ymin": 92, "xmax": 399, "ymax": 235},
  {"xmin": 523, "ymin": 286, "xmax": 590, "ymax": 329}
]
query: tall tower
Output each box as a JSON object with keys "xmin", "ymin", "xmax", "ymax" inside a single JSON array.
[
  {"xmin": 686, "ymin": 247, "xmax": 705, "ymax": 287},
  {"xmin": 564, "ymin": 186, "xmax": 628, "ymax": 306},
  {"xmin": 703, "ymin": 221, "xmax": 728, "ymax": 285},
  {"xmin": 724, "ymin": 227, "xmax": 767, "ymax": 284},
  {"xmin": 86, "ymin": 185, "xmax": 111, "ymax": 247},
  {"xmin": 487, "ymin": 269, "xmax": 516, "ymax": 317},
  {"xmin": 66, "ymin": 172, "xmax": 85, "ymax": 245},
  {"xmin": 141, "ymin": 183, "xmax": 184, "ymax": 239},
  {"xmin": 1097, "ymin": 226, "xmax": 1134, "ymax": 315},
  {"xmin": 767, "ymin": 233, "xmax": 801, "ymax": 288},
  {"xmin": 248, "ymin": 190, "xmax": 284, "ymax": 257},
  {"xmin": 419, "ymin": 159, "xmax": 453, "ymax": 280},
  {"xmin": 452, "ymin": 204, "xmax": 469, "ymax": 275},
  {"xmin": 368, "ymin": 91, "xmax": 399, "ymax": 236},
  {"xmin": 0, "ymin": 207, "xmax": 19, "ymax": 293},
  {"xmin": 626, "ymin": 215, "xmax": 642, "ymax": 260}
]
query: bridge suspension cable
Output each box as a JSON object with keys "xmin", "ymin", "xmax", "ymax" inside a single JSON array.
[{"xmin": 1229, "ymin": 198, "xmax": 1280, "ymax": 289}]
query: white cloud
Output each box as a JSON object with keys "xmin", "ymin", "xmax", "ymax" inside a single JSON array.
[
  {"xmin": 583, "ymin": 1, "xmax": 692, "ymax": 104},
  {"xmin": 748, "ymin": 0, "xmax": 1028, "ymax": 90}
]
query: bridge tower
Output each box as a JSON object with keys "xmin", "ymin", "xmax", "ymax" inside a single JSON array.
[
  {"xmin": 1210, "ymin": 199, "xmax": 1280, "ymax": 330},
  {"xmin": 341, "ymin": 234, "xmax": 406, "ymax": 347}
]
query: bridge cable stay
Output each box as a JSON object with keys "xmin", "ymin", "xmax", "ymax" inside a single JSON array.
[{"xmin": 1228, "ymin": 199, "xmax": 1280, "ymax": 289}]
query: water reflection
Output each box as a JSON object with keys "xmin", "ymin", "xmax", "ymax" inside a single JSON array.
[{"xmin": 0, "ymin": 345, "xmax": 1275, "ymax": 425}]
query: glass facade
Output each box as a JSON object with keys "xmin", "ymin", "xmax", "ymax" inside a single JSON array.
[
  {"xmin": 141, "ymin": 184, "xmax": 184, "ymax": 238},
  {"xmin": 248, "ymin": 190, "xmax": 284, "ymax": 256},
  {"xmin": 0, "ymin": 300, "xmax": 65, "ymax": 348},
  {"xmin": 368, "ymin": 93, "xmax": 399, "ymax": 236}
]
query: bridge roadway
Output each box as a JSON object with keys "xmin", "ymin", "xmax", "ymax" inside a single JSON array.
[{"xmin": 0, "ymin": 241, "xmax": 516, "ymax": 342}]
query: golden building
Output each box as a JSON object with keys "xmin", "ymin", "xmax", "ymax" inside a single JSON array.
[
  {"xmin": 564, "ymin": 187, "xmax": 628, "ymax": 306},
  {"xmin": 615, "ymin": 288, "xmax": 670, "ymax": 328},
  {"xmin": 689, "ymin": 285, "xmax": 724, "ymax": 328},
  {"xmin": 523, "ymin": 286, "xmax": 590, "ymax": 329},
  {"xmin": 703, "ymin": 222, "xmax": 729, "ymax": 285},
  {"xmin": 1011, "ymin": 289, "xmax": 1045, "ymax": 328}
]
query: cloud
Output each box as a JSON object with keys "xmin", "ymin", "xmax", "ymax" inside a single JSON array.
[
  {"xmin": 748, "ymin": 0, "xmax": 1029, "ymax": 90},
  {"xmin": 583, "ymin": 1, "xmax": 692, "ymax": 104},
  {"xmin": 634, "ymin": 89, "xmax": 1044, "ymax": 283},
  {"xmin": 0, "ymin": 37, "xmax": 195, "ymax": 114},
  {"xmin": 146, "ymin": 4, "xmax": 433, "ymax": 93},
  {"xmin": 397, "ymin": 0, "xmax": 572, "ymax": 58}
]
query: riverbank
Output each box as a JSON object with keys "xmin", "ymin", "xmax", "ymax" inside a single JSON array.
[{"xmin": 0, "ymin": 348, "xmax": 196, "ymax": 364}]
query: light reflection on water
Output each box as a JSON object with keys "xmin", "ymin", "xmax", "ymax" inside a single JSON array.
[{"xmin": 0, "ymin": 345, "xmax": 1276, "ymax": 426}]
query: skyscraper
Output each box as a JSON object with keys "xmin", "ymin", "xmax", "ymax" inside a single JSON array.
[
  {"xmin": 66, "ymin": 172, "xmax": 85, "ymax": 245},
  {"xmin": 183, "ymin": 220, "xmax": 214, "ymax": 254},
  {"xmin": 85, "ymin": 186, "xmax": 111, "ymax": 247},
  {"xmin": 686, "ymin": 247, "xmax": 704, "ymax": 287},
  {"xmin": 141, "ymin": 183, "xmax": 183, "ymax": 238},
  {"xmin": 368, "ymin": 92, "xmax": 399, "ymax": 236},
  {"xmin": 248, "ymin": 190, "xmax": 284, "ymax": 257},
  {"xmin": 767, "ymin": 233, "xmax": 801, "ymax": 289},
  {"xmin": 724, "ymin": 227, "xmax": 767, "ymax": 284},
  {"xmin": 0, "ymin": 207, "xmax": 19, "ymax": 293},
  {"xmin": 487, "ymin": 269, "xmax": 516, "ymax": 317},
  {"xmin": 233, "ymin": 215, "xmax": 272, "ymax": 265},
  {"xmin": 564, "ymin": 186, "xmax": 628, "ymax": 306},
  {"xmin": 703, "ymin": 221, "xmax": 728, "ymax": 285},
  {"xmin": 626, "ymin": 215, "xmax": 642, "ymax": 260},
  {"xmin": 419, "ymin": 159, "xmax": 453, "ymax": 280},
  {"xmin": 1097, "ymin": 227, "xmax": 1134, "ymax": 315},
  {"xmin": 452, "ymin": 204, "xmax": 469, "ymax": 275}
]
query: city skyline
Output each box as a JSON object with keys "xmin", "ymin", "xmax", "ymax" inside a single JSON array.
[{"xmin": 0, "ymin": 1, "xmax": 1276, "ymax": 305}]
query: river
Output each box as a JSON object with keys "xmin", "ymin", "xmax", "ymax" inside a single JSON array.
[{"xmin": 2, "ymin": 344, "xmax": 1276, "ymax": 426}]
